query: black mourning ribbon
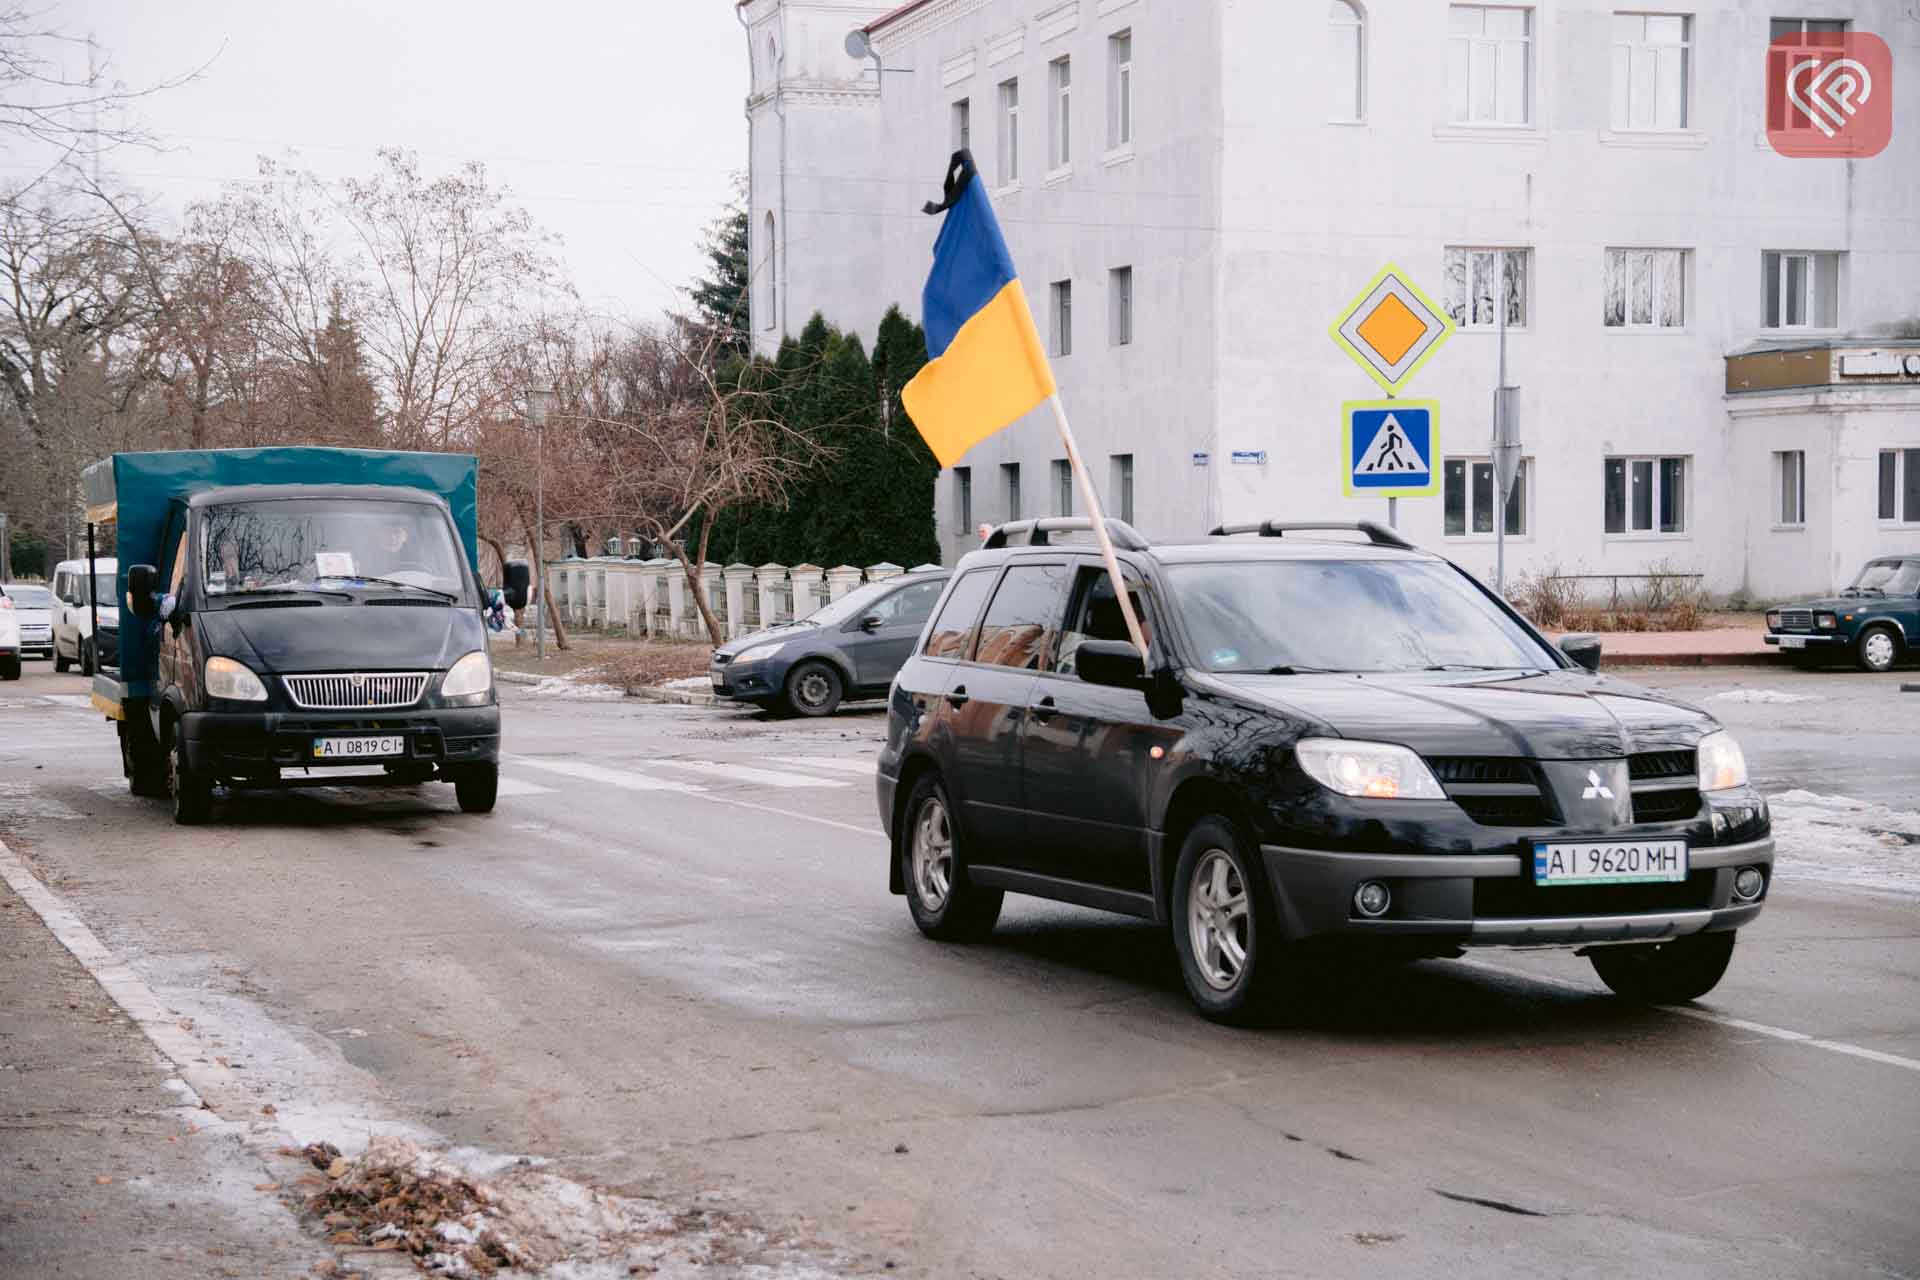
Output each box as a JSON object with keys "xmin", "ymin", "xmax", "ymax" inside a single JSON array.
[{"xmin": 921, "ymin": 149, "xmax": 978, "ymax": 216}]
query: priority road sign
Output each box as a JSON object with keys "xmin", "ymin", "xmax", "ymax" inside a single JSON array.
[
  {"xmin": 1330, "ymin": 264, "xmax": 1455, "ymax": 396},
  {"xmin": 1344, "ymin": 400, "xmax": 1439, "ymax": 498}
]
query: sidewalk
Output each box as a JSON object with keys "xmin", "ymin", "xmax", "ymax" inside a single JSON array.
[
  {"xmin": 1548, "ymin": 624, "xmax": 1777, "ymax": 668},
  {"xmin": 0, "ymin": 878, "xmax": 329, "ymax": 1279}
]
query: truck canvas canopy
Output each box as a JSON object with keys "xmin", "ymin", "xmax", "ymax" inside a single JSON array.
[{"xmin": 81, "ymin": 447, "xmax": 480, "ymax": 701}]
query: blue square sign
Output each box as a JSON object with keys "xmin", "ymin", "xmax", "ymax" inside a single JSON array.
[{"xmin": 1343, "ymin": 400, "xmax": 1439, "ymax": 498}]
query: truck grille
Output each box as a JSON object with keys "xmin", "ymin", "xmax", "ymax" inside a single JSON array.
[
  {"xmin": 1776, "ymin": 609, "xmax": 1813, "ymax": 631},
  {"xmin": 283, "ymin": 672, "xmax": 427, "ymax": 710}
]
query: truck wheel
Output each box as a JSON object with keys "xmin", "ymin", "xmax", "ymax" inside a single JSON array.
[
  {"xmin": 454, "ymin": 762, "xmax": 499, "ymax": 814},
  {"xmin": 784, "ymin": 660, "xmax": 843, "ymax": 718},
  {"xmin": 80, "ymin": 638, "xmax": 96, "ymax": 677},
  {"xmin": 1589, "ymin": 930, "xmax": 1736, "ymax": 1003},
  {"xmin": 1855, "ymin": 625, "xmax": 1901, "ymax": 674},
  {"xmin": 169, "ymin": 733, "xmax": 214, "ymax": 825},
  {"xmin": 54, "ymin": 645, "xmax": 71, "ymax": 673},
  {"xmin": 900, "ymin": 773, "xmax": 1002, "ymax": 941}
]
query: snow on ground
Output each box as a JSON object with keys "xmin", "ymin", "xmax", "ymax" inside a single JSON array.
[
  {"xmin": 525, "ymin": 677, "xmax": 625, "ymax": 702},
  {"xmin": 1768, "ymin": 789, "xmax": 1920, "ymax": 896},
  {"xmin": 660, "ymin": 676, "xmax": 711, "ymax": 690},
  {"xmin": 1711, "ymin": 689, "xmax": 1821, "ymax": 705}
]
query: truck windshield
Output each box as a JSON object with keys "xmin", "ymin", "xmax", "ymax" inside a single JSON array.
[
  {"xmin": 202, "ymin": 500, "xmax": 467, "ymax": 601},
  {"xmin": 1169, "ymin": 559, "xmax": 1556, "ymax": 674}
]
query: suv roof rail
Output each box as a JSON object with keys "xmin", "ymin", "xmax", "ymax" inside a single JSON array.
[
  {"xmin": 1206, "ymin": 520, "xmax": 1416, "ymax": 551},
  {"xmin": 982, "ymin": 518, "xmax": 1150, "ymax": 552}
]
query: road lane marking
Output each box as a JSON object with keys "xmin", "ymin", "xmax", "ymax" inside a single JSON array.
[
  {"xmin": 1459, "ymin": 958, "xmax": 1920, "ymax": 1075},
  {"xmin": 505, "ymin": 755, "xmax": 706, "ymax": 792},
  {"xmin": 42, "ymin": 693, "xmax": 95, "ymax": 708},
  {"xmin": 770, "ymin": 756, "xmax": 879, "ymax": 777},
  {"xmin": 646, "ymin": 759, "xmax": 848, "ymax": 789},
  {"xmin": 495, "ymin": 777, "xmax": 557, "ymax": 798}
]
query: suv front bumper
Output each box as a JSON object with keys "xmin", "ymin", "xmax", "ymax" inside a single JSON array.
[{"xmin": 1259, "ymin": 835, "xmax": 1772, "ymax": 946}]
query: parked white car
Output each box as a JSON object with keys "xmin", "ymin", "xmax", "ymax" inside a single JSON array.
[
  {"xmin": 0, "ymin": 599, "xmax": 18, "ymax": 680},
  {"xmin": 50, "ymin": 558, "xmax": 117, "ymax": 676},
  {"xmin": 0, "ymin": 582, "xmax": 55, "ymax": 660}
]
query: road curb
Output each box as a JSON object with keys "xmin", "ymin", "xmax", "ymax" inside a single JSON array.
[
  {"xmin": 1602, "ymin": 652, "xmax": 1779, "ymax": 669},
  {"xmin": 626, "ymin": 684, "xmax": 724, "ymax": 707},
  {"xmin": 495, "ymin": 670, "xmax": 544, "ymax": 686}
]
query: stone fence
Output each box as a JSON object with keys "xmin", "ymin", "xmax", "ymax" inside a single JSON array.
[{"xmin": 540, "ymin": 558, "xmax": 942, "ymax": 642}]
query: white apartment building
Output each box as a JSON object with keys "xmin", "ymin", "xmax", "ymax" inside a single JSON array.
[{"xmin": 738, "ymin": 0, "xmax": 1920, "ymax": 599}]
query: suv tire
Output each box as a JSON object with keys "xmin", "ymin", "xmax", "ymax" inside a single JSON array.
[
  {"xmin": 1588, "ymin": 929, "xmax": 1735, "ymax": 1003},
  {"xmin": 901, "ymin": 773, "xmax": 1002, "ymax": 941},
  {"xmin": 1855, "ymin": 624, "xmax": 1901, "ymax": 674},
  {"xmin": 1172, "ymin": 816, "xmax": 1290, "ymax": 1025},
  {"xmin": 784, "ymin": 660, "xmax": 844, "ymax": 718}
]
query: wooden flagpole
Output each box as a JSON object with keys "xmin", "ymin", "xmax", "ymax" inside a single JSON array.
[{"xmin": 1046, "ymin": 392, "xmax": 1150, "ymax": 662}]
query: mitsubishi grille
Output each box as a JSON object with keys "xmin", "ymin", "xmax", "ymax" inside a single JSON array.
[{"xmin": 283, "ymin": 672, "xmax": 428, "ymax": 710}]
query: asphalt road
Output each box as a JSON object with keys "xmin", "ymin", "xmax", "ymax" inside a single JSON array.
[{"xmin": 2, "ymin": 662, "xmax": 1916, "ymax": 1278}]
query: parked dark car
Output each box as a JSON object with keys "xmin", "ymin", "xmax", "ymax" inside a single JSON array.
[
  {"xmin": 709, "ymin": 570, "xmax": 950, "ymax": 717},
  {"xmin": 1763, "ymin": 556, "xmax": 1919, "ymax": 672},
  {"xmin": 877, "ymin": 518, "xmax": 1773, "ymax": 1023}
]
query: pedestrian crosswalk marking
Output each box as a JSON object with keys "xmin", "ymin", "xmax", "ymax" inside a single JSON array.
[
  {"xmin": 647, "ymin": 759, "xmax": 847, "ymax": 789},
  {"xmin": 770, "ymin": 756, "xmax": 878, "ymax": 777},
  {"xmin": 506, "ymin": 756, "xmax": 707, "ymax": 792},
  {"xmin": 495, "ymin": 777, "xmax": 557, "ymax": 797}
]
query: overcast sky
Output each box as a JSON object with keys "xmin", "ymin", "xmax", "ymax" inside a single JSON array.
[{"xmin": 24, "ymin": 0, "xmax": 748, "ymax": 322}]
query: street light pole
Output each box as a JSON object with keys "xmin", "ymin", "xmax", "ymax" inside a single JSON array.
[{"xmin": 525, "ymin": 388, "xmax": 558, "ymax": 661}]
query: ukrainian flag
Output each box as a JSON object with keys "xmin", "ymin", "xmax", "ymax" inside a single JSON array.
[{"xmin": 903, "ymin": 151, "xmax": 1057, "ymax": 469}]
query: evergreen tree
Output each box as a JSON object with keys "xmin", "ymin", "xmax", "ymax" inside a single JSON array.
[{"xmin": 687, "ymin": 182, "xmax": 750, "ymax": 364}]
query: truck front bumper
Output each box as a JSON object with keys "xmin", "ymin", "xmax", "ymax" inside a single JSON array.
[
  {"xmin": 1259, "ymin": 835, "xmax": 1773, "ymax": 948},
  {"xmin": 178, "ymin": 705, "xmax": 500, "ymax": 782}
]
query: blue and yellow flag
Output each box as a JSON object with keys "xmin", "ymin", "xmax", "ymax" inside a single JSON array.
[{"xmin": 902, "ymin": 152, "xmax": 1056, "ymax": 469}]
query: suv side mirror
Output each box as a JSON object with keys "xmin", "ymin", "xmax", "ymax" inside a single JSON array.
[
  {"xmin": 1560, "ymin": 633, "xmax": 1602, "ymax": 673},
  {"xmin": 858, "ymin": 613, "xmax": 884, "ymax": 634},
  {"xmin": 126, "ymin": 564, "xmax": 159, "ymax": 619},
  {"xmin": 502, "ymin": 560, "xmax": 531, "ymax": 611},
  {"xmin": 1077, "ymin": 639, "xmax": 1147, "ymax": 688}
]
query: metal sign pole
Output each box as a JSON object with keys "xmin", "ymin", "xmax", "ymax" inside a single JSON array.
[{"xmin": 1495, "ymin": 269, "xmax": 1507, "ymax": 594}]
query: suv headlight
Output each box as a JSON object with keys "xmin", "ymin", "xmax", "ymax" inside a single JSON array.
[
  {"xmin": 205, "ymin": 656, "xmax": 268, "ymax": 702},
  {"xmin": 1295, "ymin": 738, "xmax": 1447, "ymax": 800},
  {"xmin": 734, "ymin": 641, "xmax": 785, "ymax": 664},
  {"xmin": 441, "ymin": 651, "xmax": 493, "ymax": 704},
  {"xmin": 1696, "ymin": 730, "xmax": 1749, "ymax": 792}
]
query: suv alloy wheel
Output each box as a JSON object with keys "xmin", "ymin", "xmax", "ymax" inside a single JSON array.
[
  {"xmin": 1172, "ymin": 816, "xmax": 1286, "ymax": 1025},
  {"xmin": 901, "ymin": 773, "xmax": 1002, "ymax": 941}
]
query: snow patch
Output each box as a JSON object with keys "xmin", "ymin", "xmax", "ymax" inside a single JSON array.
[
  {"xmin": 524, "ymin": 677, "xmax": 625, "ymax": 702},
  {"xmin": 1710, "ymin": 689, "xmax": 1820, "ymax": 705},
  {"xmin": 660, "ymin": 676, "xmax": 711, "ymax": 690},
  {"xmin": 1768, "ymin": 790, "xmax": 1920, "ymax": 896}
]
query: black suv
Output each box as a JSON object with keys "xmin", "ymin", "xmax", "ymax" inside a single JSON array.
[{"xmin": 877, "ymin": 519, "xmax": 1773, "ymax": 1023}]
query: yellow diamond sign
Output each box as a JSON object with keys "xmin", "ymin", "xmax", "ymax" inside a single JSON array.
[{"xmin": 1330, "ymin": 264, "xmax": 1455, "ymax": 395}]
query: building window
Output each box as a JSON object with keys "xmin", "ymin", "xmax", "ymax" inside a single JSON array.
[
  {"xmin": 1329, "ymin": 1, "xmax": 1365, "ymax": 122},
  {"xmin": 1048, "ymin": 57, "xmax": 1072, "ymax": 170},
  {"xmin": 1768, "ymin": 18, "xmax": 1851, "ymax": 132},
  {"xmin": 1604, "ymin": 248, "xmax": 1686, "ymax": 328},
  {"xmin": 1881, "ymin": 449, "xmax": 1920, "ymax": 523},
  {"xmin": 1604, "ymin": 455, "xmax": 1688, "ymax": 534},
  {"xmin": 1110, "ymin": 454, "xmax": 1135, "ymax": 524},
  {"xmin": 1448, "ymin": 5, "xmax": 1533, "ymax": 125},
  {"xmin": 1763, "ymin": 251, "xmax": 1840, "ymax": 329},
  {"xmin": 1108, "ymin": 30, "xmax": 1133, "ymax": 148},
  {"xmin": 1611, "ymin": 14, "xmax": 1691, "ymax": 130},
  {"xmin": 952, "ymin": 97, "xmax": 971, "ymax": 152},
  {"xmin": 1444, "ymin": 457, "xmax": 1529, "ymax": 536},
  {"xmin": 997, "ymin": 79, "xmax": 1020, "ymax": 185},
  {"xmin": 1002, "ymin": 462, "xmax": 1022, "ymax": 522},
  {"xmin": 762, "ymin": 212, "xmax": 777, "ymax": 331},
  {"xmin": 954, "ymin": 466, "xmax": 973, "ymax": 533},
  {"xmin": 1444, "ymin": 247, "xmax": 1528, "ymax": 329},
  {"xmin": 1109, "ymin": 266, "xmax": 1133, "ymax": 346},
  {"xmin": 1052, "ymin": 459, "xmax": 1074, "ymax": 516},
  {"xmin": 1774, "ymin": 450, "xmax": 1805, "ymax": 526},
  {"xmin": 1051, "ymin": 279, "xmax": 1072, "ymax": 357}
]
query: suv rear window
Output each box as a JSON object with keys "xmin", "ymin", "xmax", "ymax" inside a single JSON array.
[
  {"xmin": 923, "ymin": 569, "xmax": 995, "ymax": 659},
  {"xmin": 1170, "ymin": 559, "xmax": 1555, "ymax": 673}
]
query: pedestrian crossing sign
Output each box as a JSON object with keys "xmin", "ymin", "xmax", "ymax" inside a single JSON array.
[{"xmin": 1344, "ymin": 400, "xmax": 1439, "ymax": 498}]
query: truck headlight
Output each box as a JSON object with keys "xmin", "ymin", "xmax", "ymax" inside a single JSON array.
[
  {"xmin": 1696, "ymin": 730, "xmax": 1749, "ymax": 792},
  {"xmin": 734, "ymin": 641, "xmax": 785, "ymax": 664},
  {"xmin": 205, "ymin": 656, "xmax": 268, "ymax": 702},
  {"xmin": 1294, "ymin": 738, "xmax": 1447, "ymax": 800},
  {"xmin": 441, "ymin": 651, "xmax": 493, "ymax": 704}
]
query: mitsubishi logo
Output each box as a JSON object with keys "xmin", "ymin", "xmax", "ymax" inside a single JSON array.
[{"xmin": 1582, "ymin": 769, "xmax": 1616, "ymax": 801}]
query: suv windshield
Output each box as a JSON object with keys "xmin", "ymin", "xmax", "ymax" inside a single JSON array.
[
  {"xmin": 1847, "ymin": 560, "xmax": 1920, "ymax": 596},
  {"xmin": 202, "ymin": 500, "xmax": 467, "ymax": 601},
  {"xmin": 1171, "ymin": 559, "xmax": 1556, "ymax": 674}
]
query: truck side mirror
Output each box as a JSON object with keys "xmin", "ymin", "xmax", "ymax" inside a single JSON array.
[
  {"xmin": 126, "ymin": 564, "xmax": 159, "ymax": 619},
  {"xmin": 502, "ymin": 561, "xmax": 531, "ymax": 611}
]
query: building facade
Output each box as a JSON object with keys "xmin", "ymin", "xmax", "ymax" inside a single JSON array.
[{"xmin": 738, "ymin": 0, "xmax": 1920, "ymax": 599}]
